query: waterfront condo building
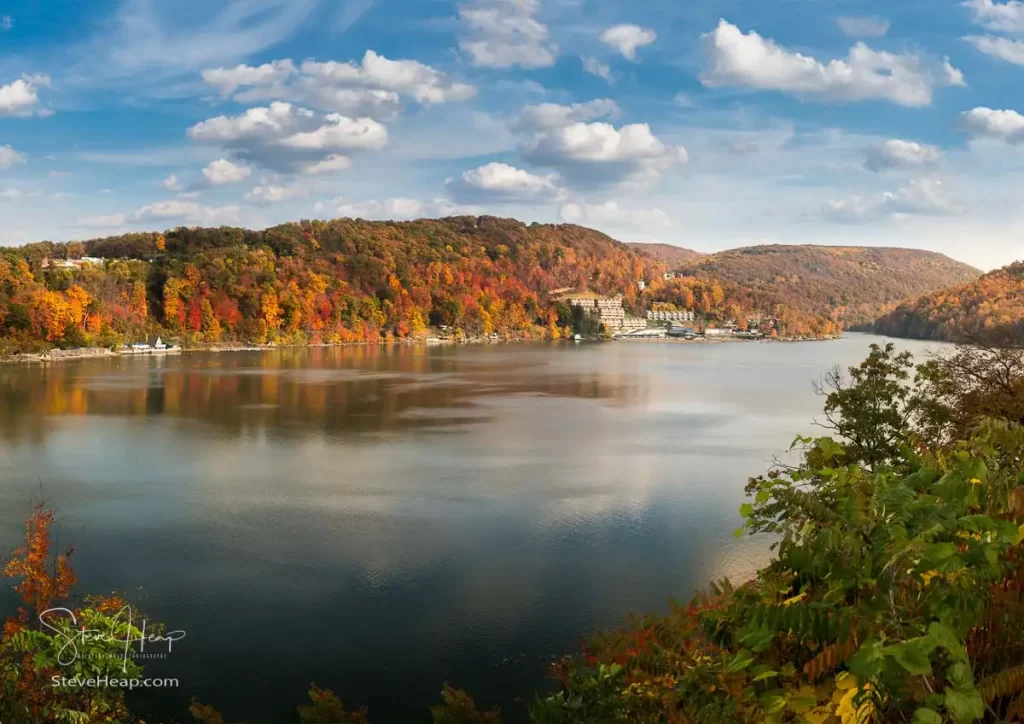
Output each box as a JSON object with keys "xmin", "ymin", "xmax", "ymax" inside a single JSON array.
[
  {"xmin": 562, "ymin": 292, "xmax": 646, "ymax": 332},
  {"xmin": 647, "ymin": 309, "xmax": 696, "ymax": 322}
]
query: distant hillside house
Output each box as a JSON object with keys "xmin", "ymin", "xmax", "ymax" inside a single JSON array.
[{"xmin": 42, "ymin": 257, "xmax": 105, "ymax": 270}]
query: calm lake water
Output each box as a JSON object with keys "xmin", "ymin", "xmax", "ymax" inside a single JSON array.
[{"xmin": 0, "ymin": 334, "xmax": 945, "ymax": 722}]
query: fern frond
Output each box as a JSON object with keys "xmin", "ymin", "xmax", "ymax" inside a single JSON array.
[
  {"xmin": 1006, "ymin": 691, "xmax": 1024, "ymax": 722},
  {"xmin": 802, "ymin": 636, "xmax": 859, "ymax": 682},
  {"xmin": 978, "ymin": 664, "xmax": 1024, "ymax": 703}
]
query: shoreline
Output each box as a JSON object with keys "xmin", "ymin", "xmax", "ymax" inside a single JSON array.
[
  {"xmin": 0, "ymin": 335, "xmax": 530, "ymax": 365},
  {"xmin": 614, "ymin": 334, "xmax": 841, "ymax": 345},
  {"xmin": 0, "ymin": 333, "xmax": 843, "ymax": 366}
]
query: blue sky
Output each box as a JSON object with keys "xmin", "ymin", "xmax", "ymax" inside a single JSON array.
[{"xmin": 2, "ymin": 0, "xmax": 1024, "ymax": 269}]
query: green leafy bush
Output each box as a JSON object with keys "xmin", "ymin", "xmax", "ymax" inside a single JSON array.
[{"xmin": 533, "ymin": 344, "xmax": 1024, "ymax": 723}]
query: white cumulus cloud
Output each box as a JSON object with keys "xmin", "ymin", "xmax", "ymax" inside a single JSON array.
[
  {"xmin": 299, "ymin": 51, "xmax": 476, "ymax": 105},
  {"xmin": 383, "ymin": 198, "xmax": 425, "ymax": 217},
  {"xmin": 0, "ymin": 145, "xmax": 26, "ymax": 170},
  {"xmin": 189, "ymin": 102, "xmax": 314, "ymax": 144},
  {"xmin": 202, "ymin": 158, "xmax": 252, "ymax": 185},
  {"xmin": 135, "ymin": 200, "xmax": 241, "ymax": 225},
  {"xmin": 964, "ymin": 34, "xmax": 1024, "ymax": 65},
  {"xmin": 700, "ymin": 20, "xmax": 966, "ymax": 107},
  {"xmin": 599, "ymin": 24, "xmax": 657, "ymax": 60},
  {"xmin": 962, "ymin": 0, "xmax": 1024, "ymax": 32},
  {"xmin": 864, "ymin": 139, "xmax": 941, "ymax": 172},
  {"xmin": 201, "ymin": 51, "xmax": 477, "ymax": 121},
  {"xmin": 446, "ymin": 162, "xmax": 564, "ymax": 203},
  {"xmin": 245, "ymin": 184, "xmax": 302, "ymax": 204},
  {"xmin": 514, "ymin": 99, "xmax": 620, "ymax": 131},
  {"xmin": 302, "ymin": 155, "xmax": 353, "ymax": 175},
  {"xmin": 824, "ymin": 178, "xmax": 960, "ymax": 222},
  {"xmin": 959, "ymin": 107, "xmax": 1024, "ymax": 142},
  {"xmin": 582, "ymin": 57, "xmax": 614, "ymax": 83},
  {"xmin": 458, "ymin": 0, "xmax": 558, "ymax": 69},
  {"xmin": 522, "ymin": 121, "xmax": 688, "ymax": 186},
  {"xmin": 837, "ymin": 17, "xmax": 891, "ymax": 37},
  {"xmin": 0, "ymin": 75, "xmax": 50, "ymax": 117},
  {"xmin": 202, "ymin": 59, "xmax": 298, "ymax": 96},
  {"xmin": 279, "ymin": 114, "xmax": 389, "ymax": 150},
  {"xmin": 188, "ymin": 101, "xmax": 388, "ymax": 172},
  {"xmin": 161, "ymin": 174, "xmax": 182, "ymax": 191}
]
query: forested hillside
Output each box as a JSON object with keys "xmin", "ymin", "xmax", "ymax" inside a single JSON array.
[
  {"xmin": 873, "ymin": 261, "xmax": 1024, "ymax": 343},
  {"xmin": 0, "ymin": 219, "xmax": 982, "ymax": 352},
  {"xmin": 627, "ymin": 242, "xmax": 705, "ymax": 267},
  {"xmin": 674, "ymin": 245, "xmax": 981, "ymax": 327},
  {"xmin": 0, "ymin": 217, "xmax": 667, "ymax": 351}
]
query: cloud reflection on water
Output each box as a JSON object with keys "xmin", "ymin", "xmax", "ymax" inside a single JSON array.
[{"xmin": 0, "ymin": 336, "xmax": 949, "ymax": 722}]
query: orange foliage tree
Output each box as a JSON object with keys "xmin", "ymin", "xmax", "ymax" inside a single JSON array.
[
  {"xmin": 2, "ymin": 218, "xmax": 921, "ymax": 352},
  {"xmin": 1, "ymin": 504, "xmax": 158, "ymax": 723}
]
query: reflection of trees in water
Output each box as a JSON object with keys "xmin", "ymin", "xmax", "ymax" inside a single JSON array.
[{"xmin": 0, "ymin": 347, "xmax": 649, "ymax": 444}]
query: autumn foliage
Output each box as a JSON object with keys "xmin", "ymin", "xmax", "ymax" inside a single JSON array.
[
  {"xmin": 1, "ymin": 503, "xmax": 150, "ymax": 723},
  {"xmin": 1, "ymin": 218, "xmax": 671, "ymax": 350},
  {"xmin": 0, "ymin": 218, "xmax": 981, "ymax": 353},
  {"xmin": 3, "ymin": 503, "xmax": 77, "ymax": 623},
  {"xmin": 672, "ymin": 244, "xmax": 981, "ymax": 329},
  {"xmin": 874, "ymin": 261, "xmax": 1024, "ymax": 344}
]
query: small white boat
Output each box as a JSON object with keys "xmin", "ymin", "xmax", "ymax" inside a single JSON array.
[{"xmin": 573, "ymin": 334, "xmax": 582, "ymax": 342}]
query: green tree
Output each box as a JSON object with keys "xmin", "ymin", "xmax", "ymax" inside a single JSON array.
[
  {"xmin": 533, "ymin": 344, "xmax": 1024, "ymax": 723},
  {"xmin": 815, "ymin": 342, "xmax": 915, "ymax": 469},
  {"xmin": 913, "ymin": 341, "xmax": 1024, "ymax": 444},
  {"xmin": 569, "ymin": 304, "xmax": 602, "ymax": 336}
]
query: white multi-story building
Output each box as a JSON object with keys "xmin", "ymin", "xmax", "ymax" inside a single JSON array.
[
  {"xmin": 620, "ymin": 316, "xmax": 647, "ymax": 333},
  {"xmin": 647, "ymin": 310, "xmax": 696, "ymax": 322},
  {"xmin": 563, "ymin": 292, "xmax": 644, "ymax": 332}
]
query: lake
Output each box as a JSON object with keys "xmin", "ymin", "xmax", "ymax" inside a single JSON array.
[{"xmin": 0, "ymin": 334, "xmax": 945, "ymax": 722}]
